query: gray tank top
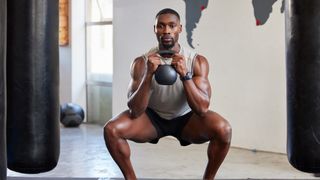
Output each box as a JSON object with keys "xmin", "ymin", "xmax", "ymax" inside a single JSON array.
[{"xmin": 142, "ymin": 46, "xmax": 198, "ymax": 120}]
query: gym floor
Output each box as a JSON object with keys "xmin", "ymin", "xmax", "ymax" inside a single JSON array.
[{"xmin": 7, "ymin": 124, "xmax": 319, "ymax": 179}]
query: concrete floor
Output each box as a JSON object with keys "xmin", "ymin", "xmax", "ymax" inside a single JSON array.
[{"xmin": 7, "ymin": 124, "xmax": 319, "ymax": 179}]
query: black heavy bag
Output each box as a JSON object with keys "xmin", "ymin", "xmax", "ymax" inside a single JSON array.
[
  {"xmin": 0, "ymin": 0, "xmax": 6, "ymax": 178},
  {"xmin": 6, "ymin": 0, "xmax": 60, "ymax": 173},
  {"xmin": 286, "ymin": 0, "xmax": 320, "ymax": 173}
]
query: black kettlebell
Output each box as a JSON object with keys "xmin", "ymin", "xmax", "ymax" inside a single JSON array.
[{"xmin": 155, "ymin": 50, "xmax": 177, "ymax": 85}]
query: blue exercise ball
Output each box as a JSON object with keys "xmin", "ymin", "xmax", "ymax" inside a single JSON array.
[{"xmin": 60, "ymin": 103, "xmax": 85, "ymax": 127}]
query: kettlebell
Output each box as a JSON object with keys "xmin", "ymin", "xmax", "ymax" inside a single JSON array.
[{"xmin": 154, "ymin": 50, "xmax": 177, "ymax": 85}]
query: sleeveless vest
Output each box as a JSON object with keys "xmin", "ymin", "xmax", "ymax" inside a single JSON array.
[{"xmin": 142, "ymin": 46, "xmax": 197, "ymax": 119}]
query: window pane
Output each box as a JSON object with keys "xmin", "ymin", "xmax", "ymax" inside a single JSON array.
[
  {"xmin": 86, "ymin": 24, "xmax": 113, "ymax": 82},
  {"xmin": 86, "ymin": 0, "xmax": 113, "ymax": 21},
  {"xmin": 87, "ymin": 85, "xmax": 112, "ymax": 124}
]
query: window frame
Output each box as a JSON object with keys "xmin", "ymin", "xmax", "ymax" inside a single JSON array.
[{"xmin": 84, "ymin": 0, "xmax": 113, "ymax": 123}]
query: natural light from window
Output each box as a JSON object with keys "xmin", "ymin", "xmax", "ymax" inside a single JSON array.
[{"xmin": 86, "ymin": 0, "xmax": 113, "ymax": 78}]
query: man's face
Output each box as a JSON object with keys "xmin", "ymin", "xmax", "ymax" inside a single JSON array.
[{"xmin": 154, "ymin": 13, "xmax": 182, "ymax": 49}]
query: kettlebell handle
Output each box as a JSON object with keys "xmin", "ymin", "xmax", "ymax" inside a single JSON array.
[{"xmin": 158, "ymin": 49, "xmax": 175, "ymax": 58}]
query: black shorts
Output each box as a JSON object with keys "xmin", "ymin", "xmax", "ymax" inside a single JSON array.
[{"xmin": 145, "ymin": 107, "xmax": 193, "ymax": 146}]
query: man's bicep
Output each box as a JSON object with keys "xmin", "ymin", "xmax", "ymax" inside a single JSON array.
[
  {"xmin": 192, "ymin": 55, "xmax": 212, "ymax": 98},
  {"xmin": 193, "ymin": 76, "xmax": 211, "ymax": 98},
  {"xmin": 127, "ymin": 57, "xmax": 146, "ymax": 98},
  {"xmin": 127, "ymin": 79, "xmax": 140, "ymax": 98}
]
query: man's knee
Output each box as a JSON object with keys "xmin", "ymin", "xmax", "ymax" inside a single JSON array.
[
  {"xmin": 217, "ymin": 121, "xmax": 232, "ymax": 144},
  {"xmin": 209, "ymin": 116, "xmax": 232, "ymax": 144},
  {"xmin": 104, "ymin": 121, "xmax": 120, "ymax": 140}
]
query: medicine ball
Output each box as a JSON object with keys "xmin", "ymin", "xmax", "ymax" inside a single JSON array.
[{"xmin": 60, "ymin": 103, "xmax": 85, "ymax": 127}]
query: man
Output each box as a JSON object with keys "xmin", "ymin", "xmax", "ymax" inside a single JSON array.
[{"xmin": 104, "ymin": 8, "xmax": 232, "ymax": 180}]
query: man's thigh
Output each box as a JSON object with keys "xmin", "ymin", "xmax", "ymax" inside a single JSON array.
[
  {"xmin": 108, "ymin": 110, "xmax": 158, "ymax": 143},
  {"xmin": 180, "ymin": 110, "xmax": 229, "ymax": 144}
]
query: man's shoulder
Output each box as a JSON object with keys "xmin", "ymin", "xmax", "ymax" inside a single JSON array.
[
  {"xmin": 132, "ymin": 56, "xmax": 145, "ymax": 64},
  {"xmin": 180, "ymin": 46, "xmax": 206, "ymax": 60},
  {"xmin": 195, "ymin": 53, "xmax": 206, "ymax": 59},
  {"xmin": 180, "ymin": 46, "xmax": 198, "ymax": 58},
  {"xmin": 194, "ymin": 54, "xmax": 209, "ymax": 67},
  {"xmin": 134, "ymin": 46, "xmax": 157, "ymax": 61},
  {"xmin": 130, "ymin": 56, "xmax": 146, "ymax": 74},
  {"xmin": 133, "ymin": 47, "xmax": 158, "ymax": 61},
  {"xmin": 144, "ymin": 46, "xmax": 159, "ymax": 56},
  {"xmin": 181, "ymin": 45, "xmax": 195, "ymax": 53}
]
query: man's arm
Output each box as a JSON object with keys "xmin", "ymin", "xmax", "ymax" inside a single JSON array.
[
  {"xmin": 127, "ymin": 54, "xmax": 161, "ymax": 118},
  {"xmin": 183, "ymin": 55, "xmax": 211, "ymax": 116},
  {"xmin": 172, "ymin": 54, "xmax": 211, "ymax": 116}
]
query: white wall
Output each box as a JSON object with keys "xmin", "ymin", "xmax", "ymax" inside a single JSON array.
[
  {"xmin": 70, "ymin": 0, "xmax": 86, "ymax": 113},
  {"xmin": 59, "ymin": 0, "xmax": 87, "ymax": 119},
  {"xmin": 113, "ymin": 0, "xmax": 286, "ymax": 153},
  {"xmin": 59, "ymin": 46, "xmax": 71, "ymax": 104}
]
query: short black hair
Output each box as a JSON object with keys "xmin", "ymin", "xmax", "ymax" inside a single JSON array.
[{"xmin": 155, "ymin": 8, "xmax": 180, "ymax": 21}]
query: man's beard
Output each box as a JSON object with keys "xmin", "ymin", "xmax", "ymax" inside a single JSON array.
[
  {"xmin": 162, "ymin": 42, "xmax": 174, "ymax": 49},
  {"xmin": 160, "ymin": 36, "xmax": 175, "ymax": 49}
]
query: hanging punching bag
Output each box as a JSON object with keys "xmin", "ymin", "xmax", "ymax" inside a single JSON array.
[
  {"xmin": 6, "ymin": 0, "xmax": 60, "ymax": 173},
  {"xmin": 0, "ymin": 0, "xmax": 6, "ymax": 178},
  {"xmin": 286, "ymin": 0, "xmax": 320, "ymax": 173}
]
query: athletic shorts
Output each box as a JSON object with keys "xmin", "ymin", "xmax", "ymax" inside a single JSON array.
[{"xmin": 145, "ymin": 107, "xmax": 193, "ymax": 146}]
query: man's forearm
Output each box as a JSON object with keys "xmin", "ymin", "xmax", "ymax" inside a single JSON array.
[{"xmin": 182, "ymin": 80, "xmax": 210, "ymax": 116}]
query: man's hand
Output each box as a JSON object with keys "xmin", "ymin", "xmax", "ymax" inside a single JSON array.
[
  {"xmin": 147, "ymin": 53, "xmax": 162, "ymax": 75},
  {"xmin": 171, "ymin": 53, "xmax": 188, "ymax": 76}
]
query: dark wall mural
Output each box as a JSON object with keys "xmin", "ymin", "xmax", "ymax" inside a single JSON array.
[
  {"xmin": 182, "ymin": 0, "xmax": 284, "ymax": 49},
  {"xmin": 252, "ymin": 0, "xmax": 284, "ymax": 26},
  {"xmin": 183, "ymin": 0, "xmax": 209, "ymax": 48}
]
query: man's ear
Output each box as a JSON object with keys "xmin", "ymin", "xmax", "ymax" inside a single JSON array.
[
  {"xmin": 154, "ymin": 25, "xmax": 157, "ymax": 33},
  {"xmin": 179, "ymin": 24, "xmax": 182, "ymax": 33}
]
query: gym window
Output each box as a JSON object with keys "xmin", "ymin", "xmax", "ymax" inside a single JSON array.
[{"xmin": 85, "ymin": 0, "xmax": 113, "ymax": 124}]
